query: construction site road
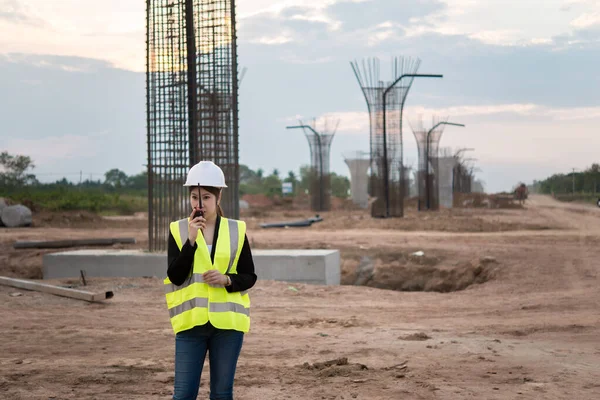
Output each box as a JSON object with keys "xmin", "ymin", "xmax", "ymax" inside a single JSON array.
[{"xmin": 1, "ymin": 195, "xmax": 599, "ymax": 399}]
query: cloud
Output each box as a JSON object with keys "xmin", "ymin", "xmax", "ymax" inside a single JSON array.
[
  {"xmin": 238, "ymin": 5, "xmax": 338, "ymax": 47},
  {"xmin": 406, "ymin": 104, "xmax": 600, "ymax": 121},
  {"xmin": 555, "ymin": 1, "xmax": 600, "ymax": 46},
  {"xmin": 280, "ymin": 55, "xmax": 334, "ymax": 64},
  {"xmin": 570, "ymin": 11, "xmax": 600, "ymax": 29},
  {"xmin": 291, "ymin": 103, "xmax": 600, "ymax": 137},
  {"xmin": 0, "ymin": 54, "xmax": 146, "ymax": 179},
  {"xmin": 0, "ymin": 0, "xmax": 46, "ymax": 27},
  {"xmin": 326, "ymin": 0, "xmax": 445, "ymax": 31},
  {"xmin": 5, "ymin": 133, "xmax": 109, "ymax": 165},
  {"xmin": 404, "ymin": 0, "xmax": 600, "ymax": 49},
  {"xmin": 249, "ymin": 35, "xmax": 294, "ymax": 45},
  {"xmin": 237, "ymin": 1, "xmax": 600, "ymax": 101},
  {"xmin": 1, "ymin": 53, "xmax": 111, "ymax": 73},
  {"xmin": 467, "ymin": 30, "xmax": 525, "ymax": 47},
  {"xmin": 0, "ymin": 0, "xmax": 145, "ymax": 71},
  {"xmin": 281, "ymin": 5, "xmax": 343, "ymax": 31},
  {"xmin": 238, "ymin": 0, "xmax": 445, "ymax": 51}
]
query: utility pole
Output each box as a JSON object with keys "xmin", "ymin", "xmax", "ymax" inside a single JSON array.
[{"xmin": 572, "ymin": 168, "xmax": 576, "ymax": 194}]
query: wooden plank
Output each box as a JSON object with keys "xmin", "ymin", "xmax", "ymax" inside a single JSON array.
[
  {"xmin": 13, "ymin": 237, "xmax": 136, "ymax": 249},
  {"xmin": 0, "ymin": 276, "xmax": 114, "ymax": 302}
]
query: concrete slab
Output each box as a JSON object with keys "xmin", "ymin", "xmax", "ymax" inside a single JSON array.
[
  {"xmin": 43, "ymin": 249, "xmax": 165, "ymax": 279},
  {"xmin": 43, "ymin": 249, "xmax": 340, "ymax": 285},
  {"xmin": 251, "ymin": 249, "xmax": 340, "ymax": 285}
]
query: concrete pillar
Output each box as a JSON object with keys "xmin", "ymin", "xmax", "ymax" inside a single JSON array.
[
  {"xmin": 344, "ymin": 157, "xmax": 370, "ymax": 209},
  {"xmin": 403, "ymin": 168, "xmax": 412, "ymax": 201},
  {"xmin": 472, "ymin": 179, "xmax": 484, "ymax": 193},
  {"xmin": 437, "ymin": 156, "xmax": 458, "ymax": 209}
]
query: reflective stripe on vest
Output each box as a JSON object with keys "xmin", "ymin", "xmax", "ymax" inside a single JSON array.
[
  {"xmin": 164, "ymin": 216, "xmax": 250, "ymax": 334},
  {"xmin": 168, "ymin": 298, "xmax": 250, "ymax": 319},
  {"xmin": 225, "ymin": 220, "xmax": 238, "ymax": 273}
]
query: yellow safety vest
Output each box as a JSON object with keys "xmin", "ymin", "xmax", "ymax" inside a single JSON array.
[{"xmin": 164, "ymin": 217, "xmax": 250, "ymax": 334}]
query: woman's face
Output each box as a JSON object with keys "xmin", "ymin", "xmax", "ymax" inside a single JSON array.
[{"xmin": 190, "ymin": 187, "xmax": 219, "ymax": 218}]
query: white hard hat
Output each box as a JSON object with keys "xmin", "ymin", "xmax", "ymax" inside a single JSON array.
[{"xmin": 183, "ymin": 161, "xmax": 227, "ymax": 188}]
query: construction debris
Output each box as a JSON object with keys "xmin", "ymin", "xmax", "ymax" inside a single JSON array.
[
  {"xmin": 398, "ymin": 332, "xmax": 431, "ymax": 341},
  {"xmin": 14, "ymin": 237, "xmax": 136, "ymax": 249},
  {"xmin": 260, "ymin": 215, "xmax": 323, "ymax": 229},
  {"xmin": 0, "ymin": 276, "xmax": 114, "ymax": 302}
]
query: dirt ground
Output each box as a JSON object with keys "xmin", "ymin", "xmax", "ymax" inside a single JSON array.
[{"xmin": 1, "ymin": 195, "xmax": 599, "ymax": 399}]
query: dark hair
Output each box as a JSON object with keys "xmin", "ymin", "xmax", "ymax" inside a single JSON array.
[{"xmin": 189, "ymin": 186, "xmax": 224, "ymax": 216}]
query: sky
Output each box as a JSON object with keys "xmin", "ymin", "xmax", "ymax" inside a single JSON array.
[{"xmin": 1, "ymin": 0, "xmax": 599, "ymax": 192}]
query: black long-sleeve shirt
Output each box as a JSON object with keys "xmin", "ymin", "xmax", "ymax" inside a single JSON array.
[{"xmin": 167, "ymin": 215, "xmax": 257, "ymax": 293}]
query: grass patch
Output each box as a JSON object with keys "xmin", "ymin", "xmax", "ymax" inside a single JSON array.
[
  {"xmin": 553, "ymin": 193, "xmax": 599, "ymax": 205},
  {"xmin": 1, "ymin": 187, "xmax": 147, "ymax": 215}
]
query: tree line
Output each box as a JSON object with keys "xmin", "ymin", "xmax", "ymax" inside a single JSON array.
[
  {"xmin": 239, "ymin": 165, "xmax": 350, "ymax": 198},
  {"xmin": 0, "ymin": 152, "xmax": 350, "ymax": 212},
  {"xmin": 0, "ymin": 151, "xmax": 349, "ymax": 197},
  {"xmin": 530, "ymin": 163, "xmax": 600, "ymax": 195}
]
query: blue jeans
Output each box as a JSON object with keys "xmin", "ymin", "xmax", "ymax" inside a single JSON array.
[{"xmin": 173, "ymin": 322, "xmax": 244, "ymax": 400}]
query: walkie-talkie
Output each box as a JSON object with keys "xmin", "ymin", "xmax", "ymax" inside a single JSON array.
[{"xmin": 192, "ymin": 184, "xmax": 204, "ymax": 219}]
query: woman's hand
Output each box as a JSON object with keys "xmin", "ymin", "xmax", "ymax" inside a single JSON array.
[
  {"xmin": 188, "ymin": 208, "xmax": 206, "ymax": 244},
  {"xmin": 203, "ymin": 270, "xmax": 229, "ymax": 287}
]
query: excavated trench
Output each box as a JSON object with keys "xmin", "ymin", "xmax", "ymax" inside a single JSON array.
[{"xmin": 342, "ymin": 251, "xmax": 500, "ymax": 293}]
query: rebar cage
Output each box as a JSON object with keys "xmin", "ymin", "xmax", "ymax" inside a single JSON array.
[
  {"xmin": 351, "ymin": 57, "xmax": 420, "ymax": 217},
  {"xmin": 146, "ymin": 0, "xmax": 239, "ymax": 251},
  {"xmin": 299, "ymin": 118, "xmax": 338, "ymax": 212},
  {"xmin": 453, "ymin": 163, "xmax": 472, "ymax": 195},
  {"xmin": 411, "ymin": 117, "xmax": 448, "ymax": 211}
]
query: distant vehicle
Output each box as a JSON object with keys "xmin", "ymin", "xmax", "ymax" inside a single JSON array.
[
  {"xmin": 514, "ymin": 183, "xmax": 528, "ymax": 205},
  {"xmin": 597, "ymin": 198, "xmax": 600, "ymax": 208}
]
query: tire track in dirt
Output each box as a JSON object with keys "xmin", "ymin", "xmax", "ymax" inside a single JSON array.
[{"xmin": 526, "ymin": 196, "xmax": 600, "ymax": 292}]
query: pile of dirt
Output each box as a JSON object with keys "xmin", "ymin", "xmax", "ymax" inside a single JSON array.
[
  {"xmin": 343, "ymin": 252, "xmax": 500, "ymax": 293},
  {"xmin": 279, "ymin": 317, "xmax": 362, "ymax": 328},
  {"xmin": 399, "ymin": 332, "xmax": 431, "ymax": 341},
  {"xmin": 300, "ymin": 357, "xmax": 369, "ymax": 378},
  {"xmin": 241, "ymin": 194, "xmax": 276, "ymax": 208},
  {"xmin": 0, "ymin": 244, "xmax": 47, "ymax": 279},
  {"xmin": 33, "ymin": 210, "xmax": 103, "ymax": 227},
  {"xmin": 330, "ymin": 197, "xmax": 362, "ymax": 211}
]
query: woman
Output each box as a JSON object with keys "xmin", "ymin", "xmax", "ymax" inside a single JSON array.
[{"xmin": 165, "ymin": 161, "xmax": 257, "ymax": 400}]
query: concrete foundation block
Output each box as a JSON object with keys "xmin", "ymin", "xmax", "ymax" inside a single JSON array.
[
  {"xmin": 252, "ymin": 249, "xmax": 340, "ymax": 285},
  {"xmin": 43, "ymin": 249, "xmax": 341, "ymax": 285},
  {"xmin": 43, "ymin": 250, "xmax": 166, "ymax": 279}
]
